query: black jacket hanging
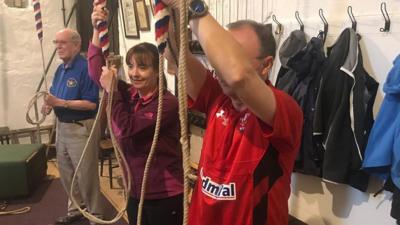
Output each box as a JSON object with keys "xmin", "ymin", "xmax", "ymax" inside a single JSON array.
[
  {"xmin": 313, "ymin": 28, "xmax": 379, "ymax": 192},
  {"xmin": 276, "ymin": 37, "xmax": 326, "ymax": 176}
]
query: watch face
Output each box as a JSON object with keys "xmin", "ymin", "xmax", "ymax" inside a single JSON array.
[{"xmin": 190, "ymin": 0, "xmax": 205, "ymax": 13}]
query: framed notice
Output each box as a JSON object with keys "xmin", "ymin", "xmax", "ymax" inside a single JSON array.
[
  {"xmin": 135, "ymin": 0, "xmax": 151, "ymax": 31},
  {"xmin": 120, "ymin": 0, "xmax": 140, "ymax": 38}
]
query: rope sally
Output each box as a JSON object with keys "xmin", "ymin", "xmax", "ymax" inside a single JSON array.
[
  {"xmin": 176, "ymin": 1, "xmax": 191, "ymax": 224},
  {"xmin": 149, "ymin": 1, "xmax": 191, "ymax": 225},
  {"xmin": 70, "ymin": 83, "xmax": 131, "ymax": 224},
  {"xmin": 69, "ymin": 69, "xmax": 132, "ymax": 224},
  {"xmin": 26, "ymin": 0, "xmax": 47, "ymax": 144},
  {"xmin": 69, "ymin": 2, "xmax": 131, "ymax": 224},
  {"xmin": 154, "ymin": 0, "xmax": 170, "ymax": 53},
  {"xmin": 96, "ymin": 0, "xmax": 110, "ymax": 57},
  {"xmin": 135, "ymin": 1, "xmax": 169, "ymax": 224},
  {"xmin": 33, "ymin": 0, "xmax": 43, "ymax": 41}
]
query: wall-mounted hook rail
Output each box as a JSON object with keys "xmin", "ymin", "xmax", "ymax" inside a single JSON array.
[{"xmin": 380, "ymin": 2, "xmax": 390, "ymax": 32}]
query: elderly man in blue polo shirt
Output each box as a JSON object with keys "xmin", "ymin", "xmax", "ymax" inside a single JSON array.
[{"xmin": 42, "ymin": 28, "xmax": 103, "ymax": 225}]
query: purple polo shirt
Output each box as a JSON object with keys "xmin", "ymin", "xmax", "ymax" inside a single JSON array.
[{"xmin": 88, "ymin": 43, "xmax": 183, "ymax": 199}]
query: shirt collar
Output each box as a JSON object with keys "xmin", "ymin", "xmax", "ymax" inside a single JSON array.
[
  {"xmin": 63, "ymin": 53, "xmax": 80, "ymax": 70},
  {"xmin": 131, "ymin": 88, "xmax": 159, "ymax": 106}
]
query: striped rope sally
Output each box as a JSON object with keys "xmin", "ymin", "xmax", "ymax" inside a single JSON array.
[
  {"xmin": 32, "ymin": 0, "xmax": 43, "ymax": 41},
  {"xmin": 69, "ymin": 3, "xmax": 132, "ymax": 224},
  {"xmin": 135, "ymin": 2, "xmax": 170, "ymax": 224},
  {"xmin": 96, "ymin": 0, "xmax": 110, "ymax": 57},
  {"xmin": 138, "ymin": 1, "xmax": 191, "ymax": 225},
  {"xmin": 26, "ymin": 0, "xmax": 47, "ymax": 129},
  {"xmin": 154, "ymin": 0, "xmax": 170, "ymax": 53}
]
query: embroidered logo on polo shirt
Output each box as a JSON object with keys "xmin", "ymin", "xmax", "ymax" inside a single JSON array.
[
  {"xmin": 200, "ymin": 168, "xmax": 236, "ymax": 200},
  {"xmin": 66, "ymin": 78, "xmax": 77, "ymax": 87},
  {"xmin": 144, "ymin": 112, "xmax": 154, "ymax": 119},
  {"xmin": 216, "ymin": 109, "xmax": 229, "ymax": 126}
]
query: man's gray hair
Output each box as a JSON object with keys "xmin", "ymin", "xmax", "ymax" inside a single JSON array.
[
  {"xmin": 227, "ymin": 20, "xmax": 276, "ymax": 58},
  {"xmin": 69, "ymin": 29, "xmax": 82, "ymax": 44}
]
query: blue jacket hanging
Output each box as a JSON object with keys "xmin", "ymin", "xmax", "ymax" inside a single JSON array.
[{"xmin": 363, "ymin": 54, "xmax": 400, "ymax": 190}]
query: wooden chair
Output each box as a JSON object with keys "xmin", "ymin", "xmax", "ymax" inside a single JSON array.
[
  {"xmin": 0, "ymin": 127, "xmax": 10, "ymax": 145},
  {"xmin": 99, "ymin": 138, "xmax": 118, "ymax": 188}
]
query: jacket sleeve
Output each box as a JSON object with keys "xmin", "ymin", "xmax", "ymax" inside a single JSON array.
[{"xmin": 87, "ymin": 42, "xmax": 105, "ymax": 87}]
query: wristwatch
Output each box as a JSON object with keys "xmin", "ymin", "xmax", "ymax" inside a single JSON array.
[{"xmin": 188, "ymin": 0, "xmax": 208, "ymax": 20}]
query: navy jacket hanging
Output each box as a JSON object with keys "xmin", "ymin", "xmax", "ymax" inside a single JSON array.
[
  {"xmin": 276, "ymin": 37, "xmax": 326, "ymax": 176},
  {"xmin": 313, "ymin": 28, "xmax": 379, "ymax": 192}
]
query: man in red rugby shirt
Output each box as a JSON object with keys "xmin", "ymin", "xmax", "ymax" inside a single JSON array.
[{"xmin": 163, "ymin": 1, "xmax": 303, "ymax": 224}]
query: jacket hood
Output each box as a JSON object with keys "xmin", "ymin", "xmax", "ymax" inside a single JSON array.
[
  {"xmin": 279, "ymin": 30, "xmax": 307, "ymax": 69},
  {"xmin": 383, "ymin": 55, "xmax": 400, "ymax": 95}
]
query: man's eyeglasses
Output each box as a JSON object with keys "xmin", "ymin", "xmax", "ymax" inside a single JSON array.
[{"xmin": 52, "ymin": 40, "xmax": 72, "ymax": 45}]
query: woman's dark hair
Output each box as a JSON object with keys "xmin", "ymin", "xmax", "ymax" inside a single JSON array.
[
  {"xmin": 125, "ymin": 42, "xmax": 167, "ymax": 88},
  {"xmin": 126, "ymin": 42, "xmax": 159, "ymax": 71}
]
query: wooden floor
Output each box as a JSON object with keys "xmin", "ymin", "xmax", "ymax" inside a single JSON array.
[{"xmin": 47, "ymin": 160, "xmax": 128, "ymax": 223}]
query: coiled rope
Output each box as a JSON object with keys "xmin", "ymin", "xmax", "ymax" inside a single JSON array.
[
  {"xmin": 69, "ymin": 79, "xmax": 131, "ymax": 224},
  {"xmin": 0, "ymin": 201, "xmax": 31, "ymax": 216}
]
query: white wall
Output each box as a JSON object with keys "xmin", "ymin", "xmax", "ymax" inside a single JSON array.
[
  {"xmin": 0, "ymin": 0, "xmax": 76, "ymax": 129},
  {"xmin": 265, "ymin": 1, "xmax": 399, "ymax": 224}
]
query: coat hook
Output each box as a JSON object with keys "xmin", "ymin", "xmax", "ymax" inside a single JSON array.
[
  {"xmin": 272, "ymin": 15, "xmax": 282, "ymax": 35},
  {"xmin": 319, "ymin": 8, "xmax": 329, "ymax": 44},
  {"xmin": 295, "ymin": 11, "xmax": 304, "ymax": 31},
  {"xmin": 347, "ymin": 6, "xmax": 357, "ymax": 31},
  {"xmin": 380, "ymin": 2, "xmax": 390, "ymax": 32}
]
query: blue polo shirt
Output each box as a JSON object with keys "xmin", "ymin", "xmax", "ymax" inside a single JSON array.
[{"xmin": 50, "ymin": 54, "xmax": 99, "ymax": 122}]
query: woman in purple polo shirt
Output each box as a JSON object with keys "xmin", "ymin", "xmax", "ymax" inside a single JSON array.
[{"xmin": 88, "ymin": 3, "xmax": 183, "ymax": 225}]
